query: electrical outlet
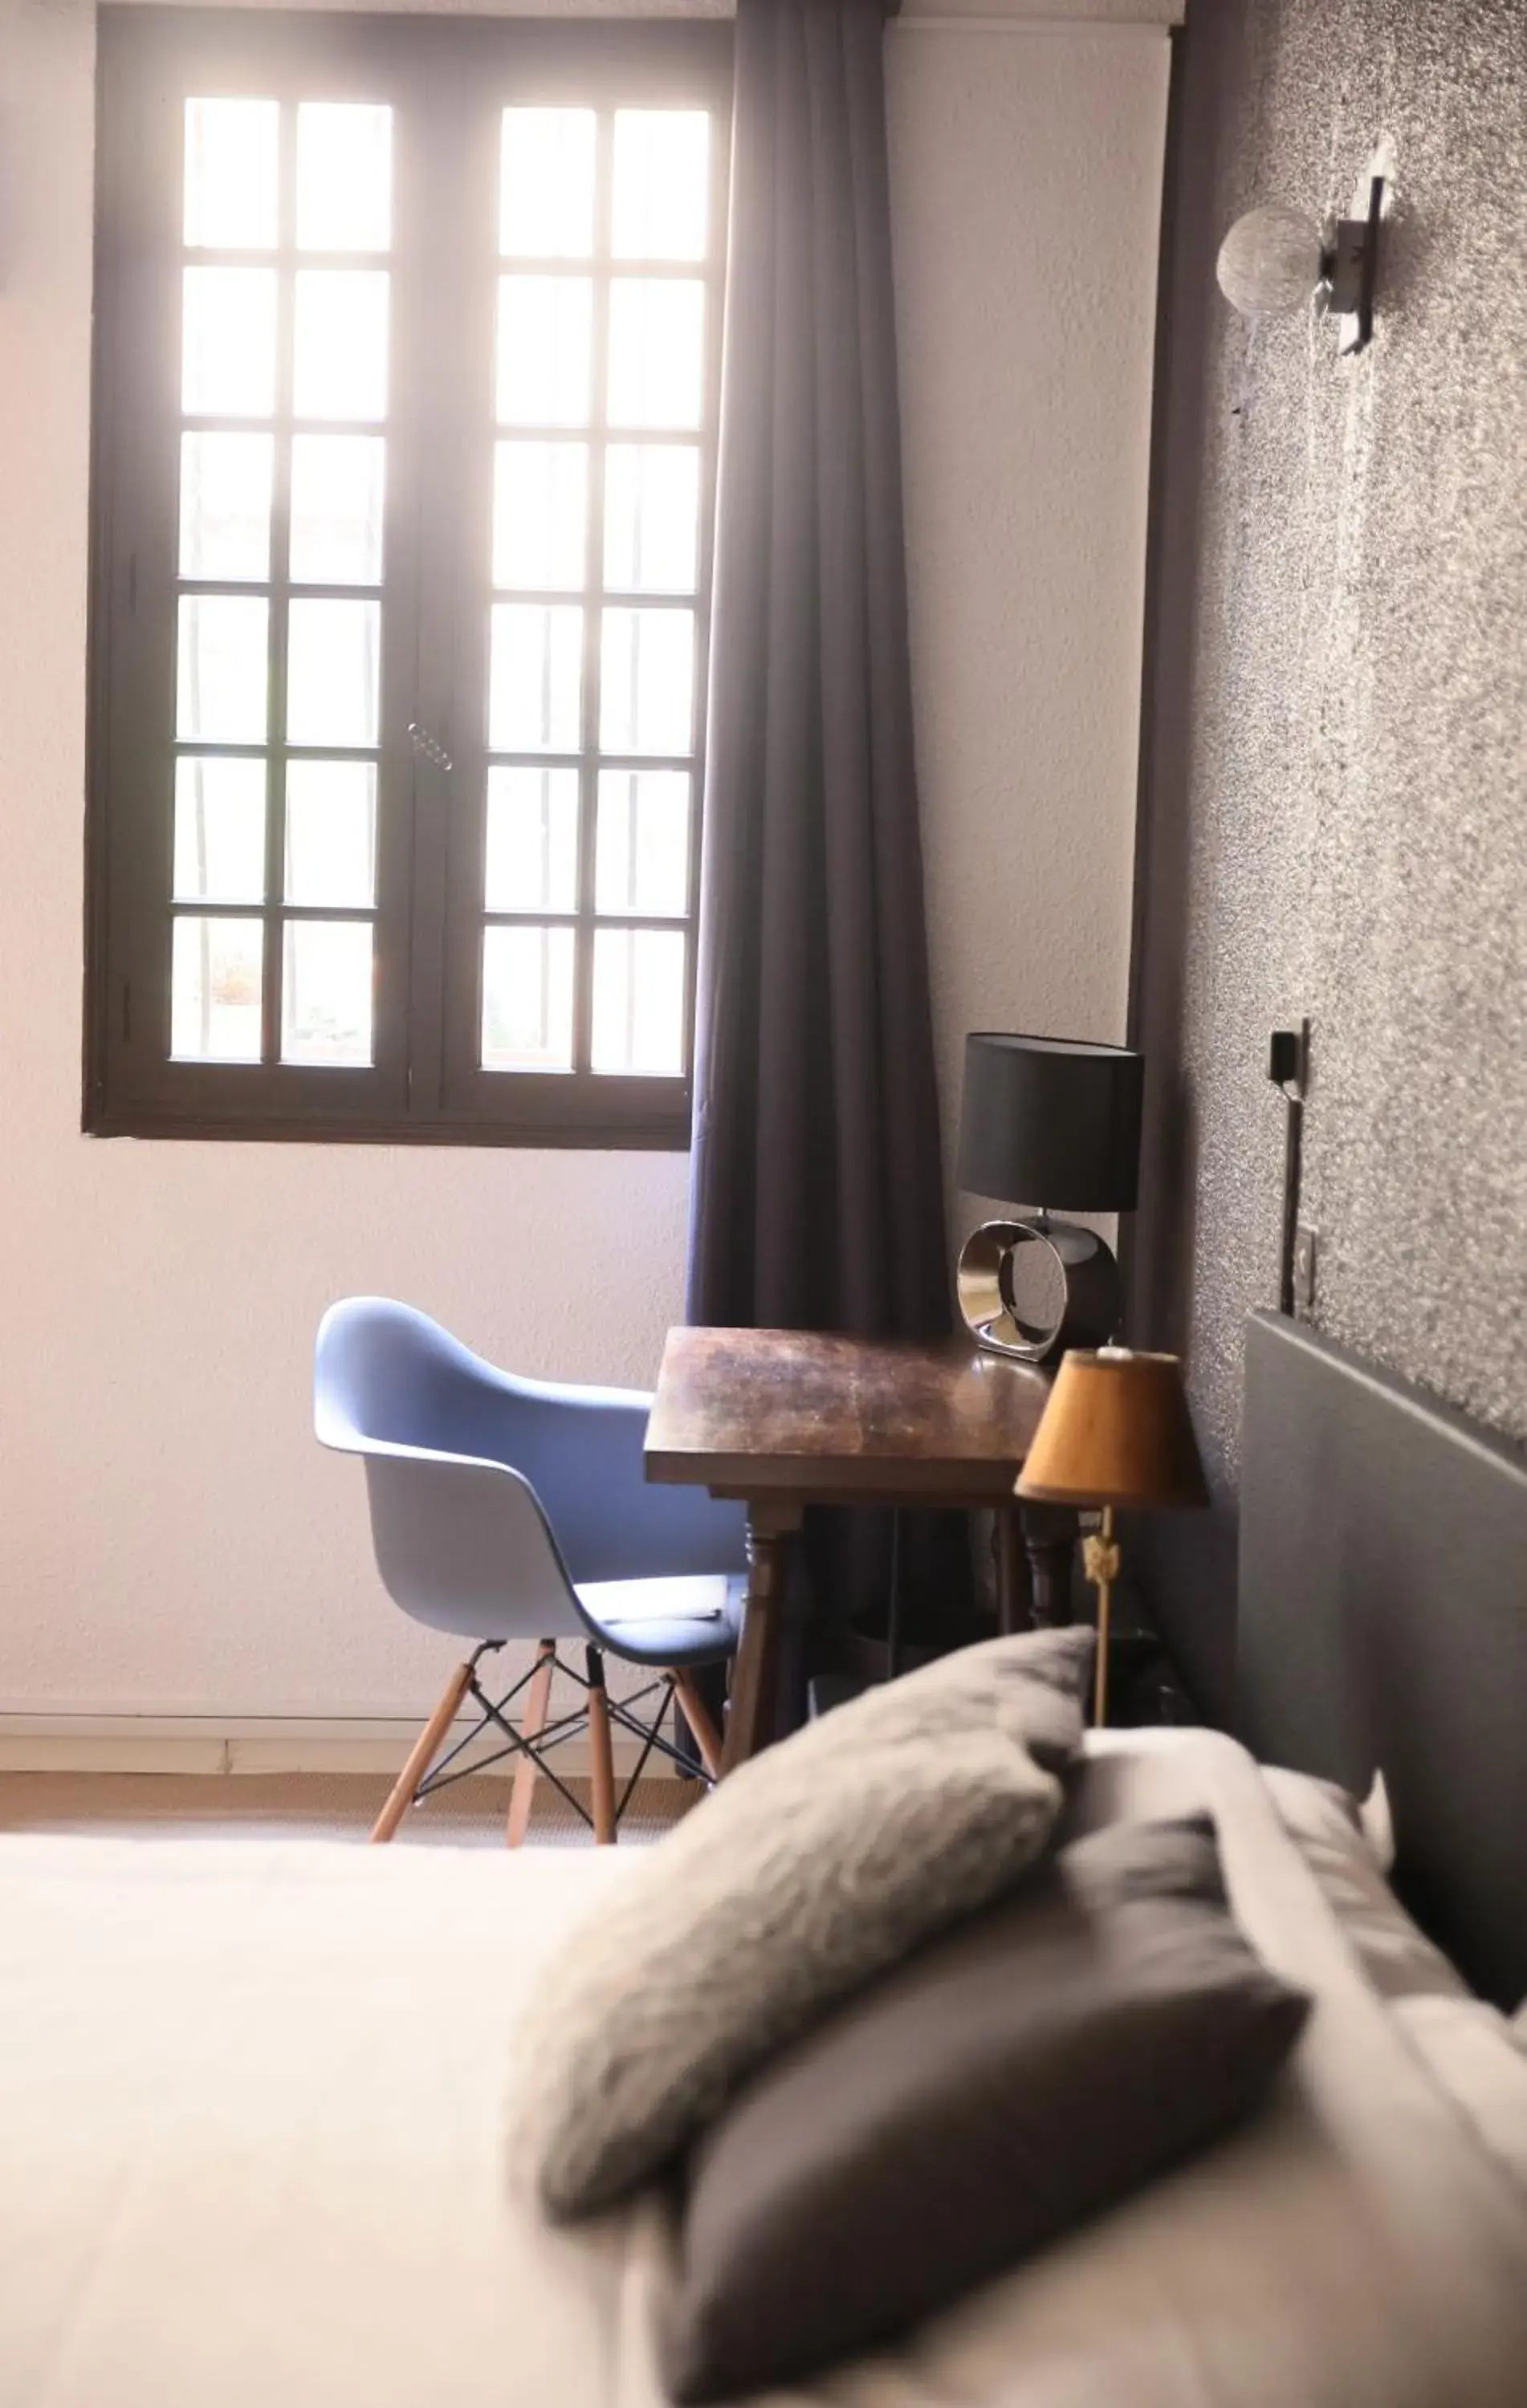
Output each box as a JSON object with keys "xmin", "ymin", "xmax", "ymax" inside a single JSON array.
[{"xmin": 1293, "ymin": 1224, "xmax": 1317, "ymax": 1319}]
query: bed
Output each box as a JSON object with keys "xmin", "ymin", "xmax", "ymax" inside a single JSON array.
[{"xmin": 3, "ymin": 1315, "xmax": 1527, "ymax": 2406}]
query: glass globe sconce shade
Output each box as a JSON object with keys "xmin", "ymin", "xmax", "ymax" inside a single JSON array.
[
  {"xmin": 1216, "ymin": 204, "xmax": 1321, "ymax": 315},
  {"xmin": 1216, "ymin": 177, "xmax": 1384, "ymax": 352}
]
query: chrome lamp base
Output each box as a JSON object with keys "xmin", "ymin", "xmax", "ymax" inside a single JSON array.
[{"xmin": 956, "ymin": 1217, "xmax": 1122, "ymax": 1365}]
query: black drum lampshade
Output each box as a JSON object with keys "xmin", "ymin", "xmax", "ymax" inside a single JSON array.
[
  {"xmin": 958, "ymin": 1033, "xmax": 1143, "ymax": 1212},
  {"xmin": 956, "ymin": 1033, "xmax": 1144, "ymax": 1364}
]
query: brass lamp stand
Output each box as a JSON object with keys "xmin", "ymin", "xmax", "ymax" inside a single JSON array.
[
  {"xmin": 1081, "ymin": 1507, "xmax": 1122, "ymax": 1727},
  {"xmin": 1016, "ymin": 1348, "xmax": 1208, "ymax": 1726}
]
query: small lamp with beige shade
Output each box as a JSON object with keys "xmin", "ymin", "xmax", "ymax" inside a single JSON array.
[{"xmin": 1016, "ymin": 1348, "xmax": 1209, "ymax": 1726}]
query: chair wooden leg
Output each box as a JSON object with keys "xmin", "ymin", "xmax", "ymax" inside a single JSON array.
[
  {"xmin": 370, "ymin": 1658, "xmax": 476, "ymax": 1844},
  {"xmin": 506, "ymin": 1641, "xmax": 556, "ymax": 1849},
  {"xmin": 669, "ymin": 1670, "xmax": 723, "ymax": 1781},
  {"xmin": 585, "ymin": 1648, "xmax": 617, "ymax": 1845}
]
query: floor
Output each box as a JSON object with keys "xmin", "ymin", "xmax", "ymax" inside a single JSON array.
[{"xmin": 0, "ymin": 1769, "xmax": 694, "ymax": 1849}]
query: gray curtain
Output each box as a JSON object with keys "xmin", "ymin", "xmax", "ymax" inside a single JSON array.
[
  {"xmin": 686, "ymin": 0, "xmax": 949, "ymax": 1344},
  {"xmin": 686, "ymin": 0, "xmax": 966, "ymax": 1690}
]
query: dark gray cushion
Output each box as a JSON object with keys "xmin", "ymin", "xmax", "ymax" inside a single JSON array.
[{"xmin": 659, "ymin": 1814, "xmax": 1311, "ymax": 2403}]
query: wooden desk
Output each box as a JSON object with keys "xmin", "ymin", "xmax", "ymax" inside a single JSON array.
[{"xmin": 644, "ymin": 1327, "xmax": 1078, "ymax": 1772}]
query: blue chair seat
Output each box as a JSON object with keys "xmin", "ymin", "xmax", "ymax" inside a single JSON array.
[{"xmin": 576, "ymin": 1573, "xmax": 745, "ymax": 1668}]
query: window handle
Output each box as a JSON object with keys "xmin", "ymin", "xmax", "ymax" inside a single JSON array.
[{"xmin": 408, "ymin": 722, "xmax": 453, "ymax": 772}]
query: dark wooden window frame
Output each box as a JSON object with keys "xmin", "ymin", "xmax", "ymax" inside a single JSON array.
[{"xmin": 86, "ymin": 6, "xmax": 731, "ymax": 1148}]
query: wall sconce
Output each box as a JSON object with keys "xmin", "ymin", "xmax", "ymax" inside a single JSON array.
[{"xmin": 1216, "ymin": 176, "xmax": 1384, "ymax": 353}]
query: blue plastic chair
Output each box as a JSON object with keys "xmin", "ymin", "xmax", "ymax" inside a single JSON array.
[{"xmin": 314, "ymin": 1298, "xmax": 747, "ymax": 1845}]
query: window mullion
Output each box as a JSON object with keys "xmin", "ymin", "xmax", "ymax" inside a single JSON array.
[
  {"xmin": 570, "ymin": 115, "xmax": 614, "ymax": 1082},
  {"xmin": 393, "ymin": 55, "xmax": 481, "ymax": 1121},
  {"xmin": 263, "ymin": 102, "xmax": 298, "ymax": 1069}
]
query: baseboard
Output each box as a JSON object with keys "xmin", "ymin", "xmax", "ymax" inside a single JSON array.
[{"xmin": 0, "ymin": 1714, "xmax": 678, "ymax": 1780}]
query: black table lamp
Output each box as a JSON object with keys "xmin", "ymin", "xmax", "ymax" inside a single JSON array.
[{"xmin": 956, "ymin": 1032, "xmax": 1144, "ymax": 1364}]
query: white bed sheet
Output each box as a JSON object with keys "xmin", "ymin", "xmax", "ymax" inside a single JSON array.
[
  {"xmin": 0, "ymin": 1837, "xmax": 648, "ymax": 2408},
  {"xmin": 4, "ymin": 1730, "xmax": 1527, "ymax": 2408}
]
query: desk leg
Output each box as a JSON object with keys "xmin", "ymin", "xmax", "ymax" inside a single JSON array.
[
  {"xmin": 721, "ymin": 1500, "xmax": 801, "ymax": 1776},
  {"xmin": 995, "ymin": 1507, "xmax": 1033, "ymax": 1636},
  {"xmin": 1020, "ymin": 1503, "xmax": 1080, "ymax": 1627}
]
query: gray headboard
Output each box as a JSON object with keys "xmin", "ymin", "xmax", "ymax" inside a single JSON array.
[{"xmin": 1238, "ymin": 1310, "xmax": 1527, "ymax": 2010}]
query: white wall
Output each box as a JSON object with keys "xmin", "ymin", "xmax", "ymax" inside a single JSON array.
[
  {"xmin": 889, "ymin": 6, "xmax": 1172, "ymax": 1231},
  {"xmin": 0, "ymin": 0, "xmax": 1170, "ymax": 1723}
]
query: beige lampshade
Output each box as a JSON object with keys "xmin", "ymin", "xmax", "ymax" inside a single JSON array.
[{"xmin": 1015, "ymin": 1348, "xmax": 1209, "ymax": 1510}]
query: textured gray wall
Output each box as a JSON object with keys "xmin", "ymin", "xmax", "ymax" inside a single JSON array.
[{"xmin": 1130, "ymin": 0, "xmax": 1527, "ymax": 1719}]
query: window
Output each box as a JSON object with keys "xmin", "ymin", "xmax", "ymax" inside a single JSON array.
[{"xmin": 87, "ymin": 13, "xmax": 731, "ymax": 1145}]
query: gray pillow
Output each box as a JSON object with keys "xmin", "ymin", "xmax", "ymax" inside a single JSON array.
[
  {"xmin": 509, "ymin": 1626, "xmax": 1093, "ymax": 2219},
  {"xmin": 660, "ymin": 1813, "xmax": 1311, "ymax": 2402}
]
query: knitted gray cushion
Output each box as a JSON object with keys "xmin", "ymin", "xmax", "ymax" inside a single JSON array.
[{"xmin": 509, "ymin": 1625, "xmax": 1093, "ymax": 2219}]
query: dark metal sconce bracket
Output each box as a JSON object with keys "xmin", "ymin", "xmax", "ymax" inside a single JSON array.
[
  {"xmin": 1320, "ymin": 176, "xmax": 1383, "ymax": 352},
  {"xmin": 1268, "ymin": 1021, "xmax": 1310, "ymax": 1319}
]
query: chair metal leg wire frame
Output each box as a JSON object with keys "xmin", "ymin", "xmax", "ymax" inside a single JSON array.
[{"xmin": 370, "ymin": 1639, "xmax": 724, "ymax": 1847}]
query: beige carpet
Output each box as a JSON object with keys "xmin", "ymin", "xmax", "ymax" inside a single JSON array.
[{"xmin": 0, "ymin": 1770, "xmax": 694, "ymax": 1849}]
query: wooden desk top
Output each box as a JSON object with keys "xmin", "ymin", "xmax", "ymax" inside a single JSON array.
[{"xmin": 644, "ymin": 1325, "xmax": 1051, "ymax": 1503}]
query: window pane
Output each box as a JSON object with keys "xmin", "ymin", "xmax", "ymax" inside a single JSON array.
[
  {"xmin": 178, "ymin": 432, "xmax": 272, "ymax": 582},
  {"xmin": 287, "ymin": 599, "xmax": 381, "ymax": 746},
  {"xmin": 604, "ymin": 445, "xmax": 698, "ymax": 594},
  {"xmin": 485, "ymin": 767, "xmax": 579, "ymax": 912},
  {"xmin": 482, "ymin": 925, "xmax": 574, "ymax": 1072},
  {"xmin": 497, "ymin": 277, "xmax": 591, "ymax": 428},
  {"xmin": 171, "ymin": 916, "xmax": 263, "ymax": 1062},
  {"xmin": 489, "ymin": 603, "xmax": 582, "ymax": 752},
  {"xmin": 600, "ymin": 608, "xmax": 694, "ymax": 755},
  {"xmin": 500, "ymin": 108, "xmax": 595, "ymax": 258},
  {"xmin": 293, "ymin": 271, "xmax": 389, "ymax": 421},
  {"xmin": 177, "ymin": 595, "xmax": 268, "ymax": 742},
  {"xmin": 281, "ymin": 920, "xmax": 373, "ymax": 1066},
  {"xmin": 608, "ymin": 280, "xmax": 704, "ymax": 429},
  {"xmin": 493, "ymin": 442, "xmax": 586, "ymax": 592},
  {"xmin": 611, "ymin": 112, "xmax": 710, "ymax": 262},
  {"xmin": 182, "ymin": 267, "xmax": 277, "ymax": 416},
  {"xmin": 290, "ymin": 435, "xmax": 385, "ymax": 584},
  {"xmin": 296, "ymin": 104, "xmax": 393, "ymax": 253},
  {"xmin": 184, "ymin": 99, "xmax": 278, "ymax": 250},
  {"xmin": 173, "ymin": 758, "xmax": 267, "ymax": 903},
  {"xmin": 595, "ymin": 770, "xmax": 690, "ymax": 916},
  {"xmin": 591, "ymin": 928, "xmax": 686, "ymax": 1076},
  {"xmin": 285, "ymin": 761, "xmax": 377, "ymax": 906}
]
